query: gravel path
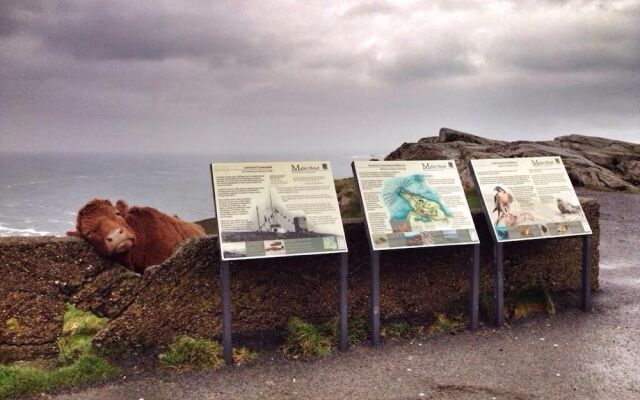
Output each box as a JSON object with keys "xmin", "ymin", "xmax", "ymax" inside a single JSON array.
[{"xmin": 48, "ymin": 190, "xmax": 640, "ymax": 400}]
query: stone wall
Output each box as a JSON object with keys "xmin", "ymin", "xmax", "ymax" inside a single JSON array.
[{"xmin": 0, "ymin": 200, "xmax": 599, "ymax": 362}]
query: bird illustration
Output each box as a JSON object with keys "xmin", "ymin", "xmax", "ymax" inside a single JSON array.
[
  {"xmin": 493, "ymin": 186, "xmax": 513, "ymax": 219},
  {"xmin": 557, "ymin": 198, "xmax": 581, "ymax": 214}
]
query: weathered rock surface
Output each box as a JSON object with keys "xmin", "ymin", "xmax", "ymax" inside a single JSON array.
[
  {"xmin": 0, "ymin": 237, "xmax": 140, "ymax": 362},
  {"xmin": 1, "ymin": 200, "xmax": 600, "ymax": 360},
  {"xmin": 93, "ymin": 199, "xmax": 599, "ymax": 352},
  {"xmin": 386, "ymin": 128, "xmax": 640, "ymax": 192}
]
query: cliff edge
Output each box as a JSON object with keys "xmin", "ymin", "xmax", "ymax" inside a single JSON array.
[{"xmin": 385, "ymin": 128, "xmax": 640, "ymax": 192}]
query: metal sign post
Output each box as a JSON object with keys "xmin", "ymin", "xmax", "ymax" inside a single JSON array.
[
  {"xmin": 220, "ymin": 259, "xmax": 233, "ymax": 365},
  {"xmin": 352, "ymin": 162, "xmax": 480, "ymax": 345},
  {"xmin": 581, "ymin": 235, "xmax": 592, "ymax": 311},
  {"xmin": 210, "ymin": 162, "xmax": 349, "ymax": 365},
  {"xmin": 218, "ymin": 251, "xmax": 349, "ymax": 366},
  {"xmin": 468, "ymin": 160, "xmax": 593, "ymax": 327}
]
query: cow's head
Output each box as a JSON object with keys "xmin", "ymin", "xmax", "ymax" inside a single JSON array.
[{"xmin": 67, "ymin": 199, "xmax": 136, "ymax": 256}]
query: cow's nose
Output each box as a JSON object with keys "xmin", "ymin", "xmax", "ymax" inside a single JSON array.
[{"xmin": 106, "ymin": 227, "xmax": 127, "ymax": 243}]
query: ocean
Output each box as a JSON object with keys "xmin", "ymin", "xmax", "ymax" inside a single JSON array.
[{"xmin": 0, "ymin": 152, "xmax": 359, "ymax": 236}]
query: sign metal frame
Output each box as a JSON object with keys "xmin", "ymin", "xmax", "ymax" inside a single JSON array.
[
  {"xmin": 351, "ymin": 161, "xmax": 480, "ymax": 345},
  {"xmin": 468, "ymin": 159, "xmax": 592, "ymax": 327},
  {"xmin": 211, "ymin": 162, "xmax": 349, "ymax": 365}
]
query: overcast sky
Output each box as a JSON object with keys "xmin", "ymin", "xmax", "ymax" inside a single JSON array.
[{"xmin": 1, "ymin": 0, "xmax": 639, "ymax": 158}]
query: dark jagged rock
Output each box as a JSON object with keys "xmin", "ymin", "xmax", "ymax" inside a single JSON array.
[
  {"xmin": 0, "ymin": 237, "xmax": 140, "ymax": 362},
  {"xmin": 385, "ymin": 128, "xmax": 640, "ymax": 192}
]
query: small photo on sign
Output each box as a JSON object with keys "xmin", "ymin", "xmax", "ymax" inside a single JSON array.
[
  {"xmin": 442, "ymin": 230, "xmax": 460, "ymax": 243},
  {"xmin": 322, "ymin": 236, "xmax": 339, "ymax": 250},
  {"xmin": 390, "ymin": 219, "xmax": 412, "ymax": 233},
  {"xmin": 221, "ymin": 242, "xmax": 247, "ymax": 259},
  {"xmin": 372, "ymin": 234, "xmax": 390, "ymax": 248},
  {"xmin": 404, "ymin": 231, "xmax": 434, "ymax": 246},
  {"xmin": 263, "ymin": 240, "xmax": 286, "ymax": 255}
]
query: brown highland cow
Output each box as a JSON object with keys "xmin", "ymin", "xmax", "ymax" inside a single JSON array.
[{"xmin": 67, "ymin": 199, "xmax": 205, "ymax": 273}]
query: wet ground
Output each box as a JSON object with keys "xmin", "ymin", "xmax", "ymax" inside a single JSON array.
[{"xmin": 48, "ymin": 190, "xmax": 640, "ymax": 400}]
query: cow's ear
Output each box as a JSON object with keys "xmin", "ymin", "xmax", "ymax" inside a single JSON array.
[
  {"xmin": 116, "ymin": 199, "xmax": 129, "ymax": 214},
  {"xmin": 67, "ymin": 230, "xmax": 82, "ymax": 237}
]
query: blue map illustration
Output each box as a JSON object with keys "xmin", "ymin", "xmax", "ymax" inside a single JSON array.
[{"xmin": 382, "ymin": 174, "xmax": 452, "ymax": 224}]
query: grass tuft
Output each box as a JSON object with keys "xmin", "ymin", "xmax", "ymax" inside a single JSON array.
[
  {"xmin": 5, "ymin": 318, "xmax": 21, "ymax": 334},
  {"xmin": 283, "ymin": 317, "xmax": 333, "ymax": 359},
  {"xmin": 159, "ymin": 336, "xmax": 224, "ymax": 369},
  {"xmin": 505, "ymin": 286, "xmax": 556, "ymax": 321},
  {"xmin": 0, "ymin": 305, "xmax": 118, "ymax": 400},
  {"xmin": 481, "ymin": 286, "xmax": 556, "ymax": 322},
  {"xmin": 346, "ymin": 318, "xmax": 368, "ymax": 346},
  {"xmin": 428, "ymin": 313, "xmax": 466, "ymax": 335},
  {"xmin": 232, "ymin": 347, "xmax": 259, "ymax": 366},
  {"xmin": 58, "ymin": 304, "xmax": 108, "ymax": 365},
  {"xmin": 159, "ymin": 336, "xmax": 258, "ymax": 369},
  {"xmin": 320, "ymin": 317, "xmax": 368, "ymax": 347},
  {"xmin": 380, "ymin": 321, "xmax": 424, "ymax": 339}
]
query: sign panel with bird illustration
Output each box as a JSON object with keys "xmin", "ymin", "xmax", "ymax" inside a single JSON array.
[
  {"xmin": 353, "ymin": 160, "xmax": 479, "ymax": 251},
  {"xmin": 470, "ymin": 157, "xmax": 592, "ymax": 242}
]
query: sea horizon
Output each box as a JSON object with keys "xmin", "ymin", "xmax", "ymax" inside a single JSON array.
[{"xmin": 0, "ymin": 150, "xmax": 380, "ymax": 237}]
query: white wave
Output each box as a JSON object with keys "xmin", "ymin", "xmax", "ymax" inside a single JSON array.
[{"xmin": 0, "ymin": 225, "xmax": 52, "ymax": 237}]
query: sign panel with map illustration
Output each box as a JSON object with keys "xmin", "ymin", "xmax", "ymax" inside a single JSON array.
[
  {"xmin": 469, "ymin": 157, "xmax": 592, "ymax": 242},
  {"xmin": 352, "ymin": 160, "xmax": 479, "ymax": 251},
  {"xmin": 211, "ymin": 162, "xmax": 347, "ymax": 260}
]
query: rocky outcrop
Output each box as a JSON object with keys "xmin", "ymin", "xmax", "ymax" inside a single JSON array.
[
  {"xmin": 0, "ymin": 237, "xmax": 140, "ymax": 362},
  {"xmin": 386, "ymin": 128, "xmax": 640, "ymax": 192}
]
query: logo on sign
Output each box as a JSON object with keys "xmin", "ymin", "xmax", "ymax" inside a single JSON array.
[
  {"xmin": 530, "ymin": 159, "xmax": 557, "ymax": 167},
  {"xmin": 421, "ymin": 162, "xmax": 450, "ymax": 170},
  {"xmin": 291, "ymin": 164, "xmax": 321, "ymax": 172}
]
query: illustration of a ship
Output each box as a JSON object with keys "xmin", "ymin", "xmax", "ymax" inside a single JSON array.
[{"xmin": 221, "ymin": 187, "xmax": 338, "ymax": 242}]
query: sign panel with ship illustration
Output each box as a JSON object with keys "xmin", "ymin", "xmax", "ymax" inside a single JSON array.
[
  {"xmin": 469, "ymin": 156, "xmax": 592, "ymax": 242},
  {"xmin": 352, "ymin": 160, "xmax": 479, "ymax": 251},
  {"xmin": 211, "ymin": 162, "xmax": 348, "ymax": 260}
]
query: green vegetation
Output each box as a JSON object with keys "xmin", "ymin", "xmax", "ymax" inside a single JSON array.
[
  {"xmin": 428, "ymin": 313, "xmax": 466, "ymax": 335},
  {"xmin": 0, "ymin": 305, "xmax": 118, "ymax": 400},
  {"xmin": 283, "ymin": 317, "xmax": 333, "ymax": 359},
  {"xmin": 58, "ymin": 305, "xmax": 109, "ymax": 365},
  {"xmin": 481, "ymin": 286, "xmax": 556, "ymax": 323},
  {"xmin": 159, "ymin": 336, "xmax": 223, "ymax": 368},
  {"xmin": 232, "ymin": 346, "xmax": 260, "ymax": 366},
  {"xmin": 380, "ymin": 321, "xmax": 424, "ymax": 339},
  {"xmin": 283, "ymin": 316, "xmax": 370, "ymax": 359},
  {"xmin": 159, "ymin": 336, "xmax": 258, "ymax": 369},
  {"xmin": 345, "ymin": 317, "xmax": 368, "ymax": 346},
  {"xmin": 5, "ymin": 318, "xmax": 20, "ymax": 334},
  {"xmin": 505, "ymin": 286, "xmax": 556, "ymax": 321}
]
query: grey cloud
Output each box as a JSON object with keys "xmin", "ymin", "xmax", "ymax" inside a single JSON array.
[
  {"xmin": 0, "ymin": 0, "xmax": 41, "ymax": 36},
  {"xmin": 369, "ymin": 39, "xmax": 478, "ymax": 83},
  {"xmin": 0, "ymin": 0, "xmax": 638, "ymax": 156},
  {"xmin": 489, "ymin": 3, "xmax": 640, "ymax": 74},
  {"xmin": 343, "ymin": 1, "xmax": 398, "ymax": 17},
  {"xmin": 16, "ymin": 1, "xmax": 292, "ymax": 67}
]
